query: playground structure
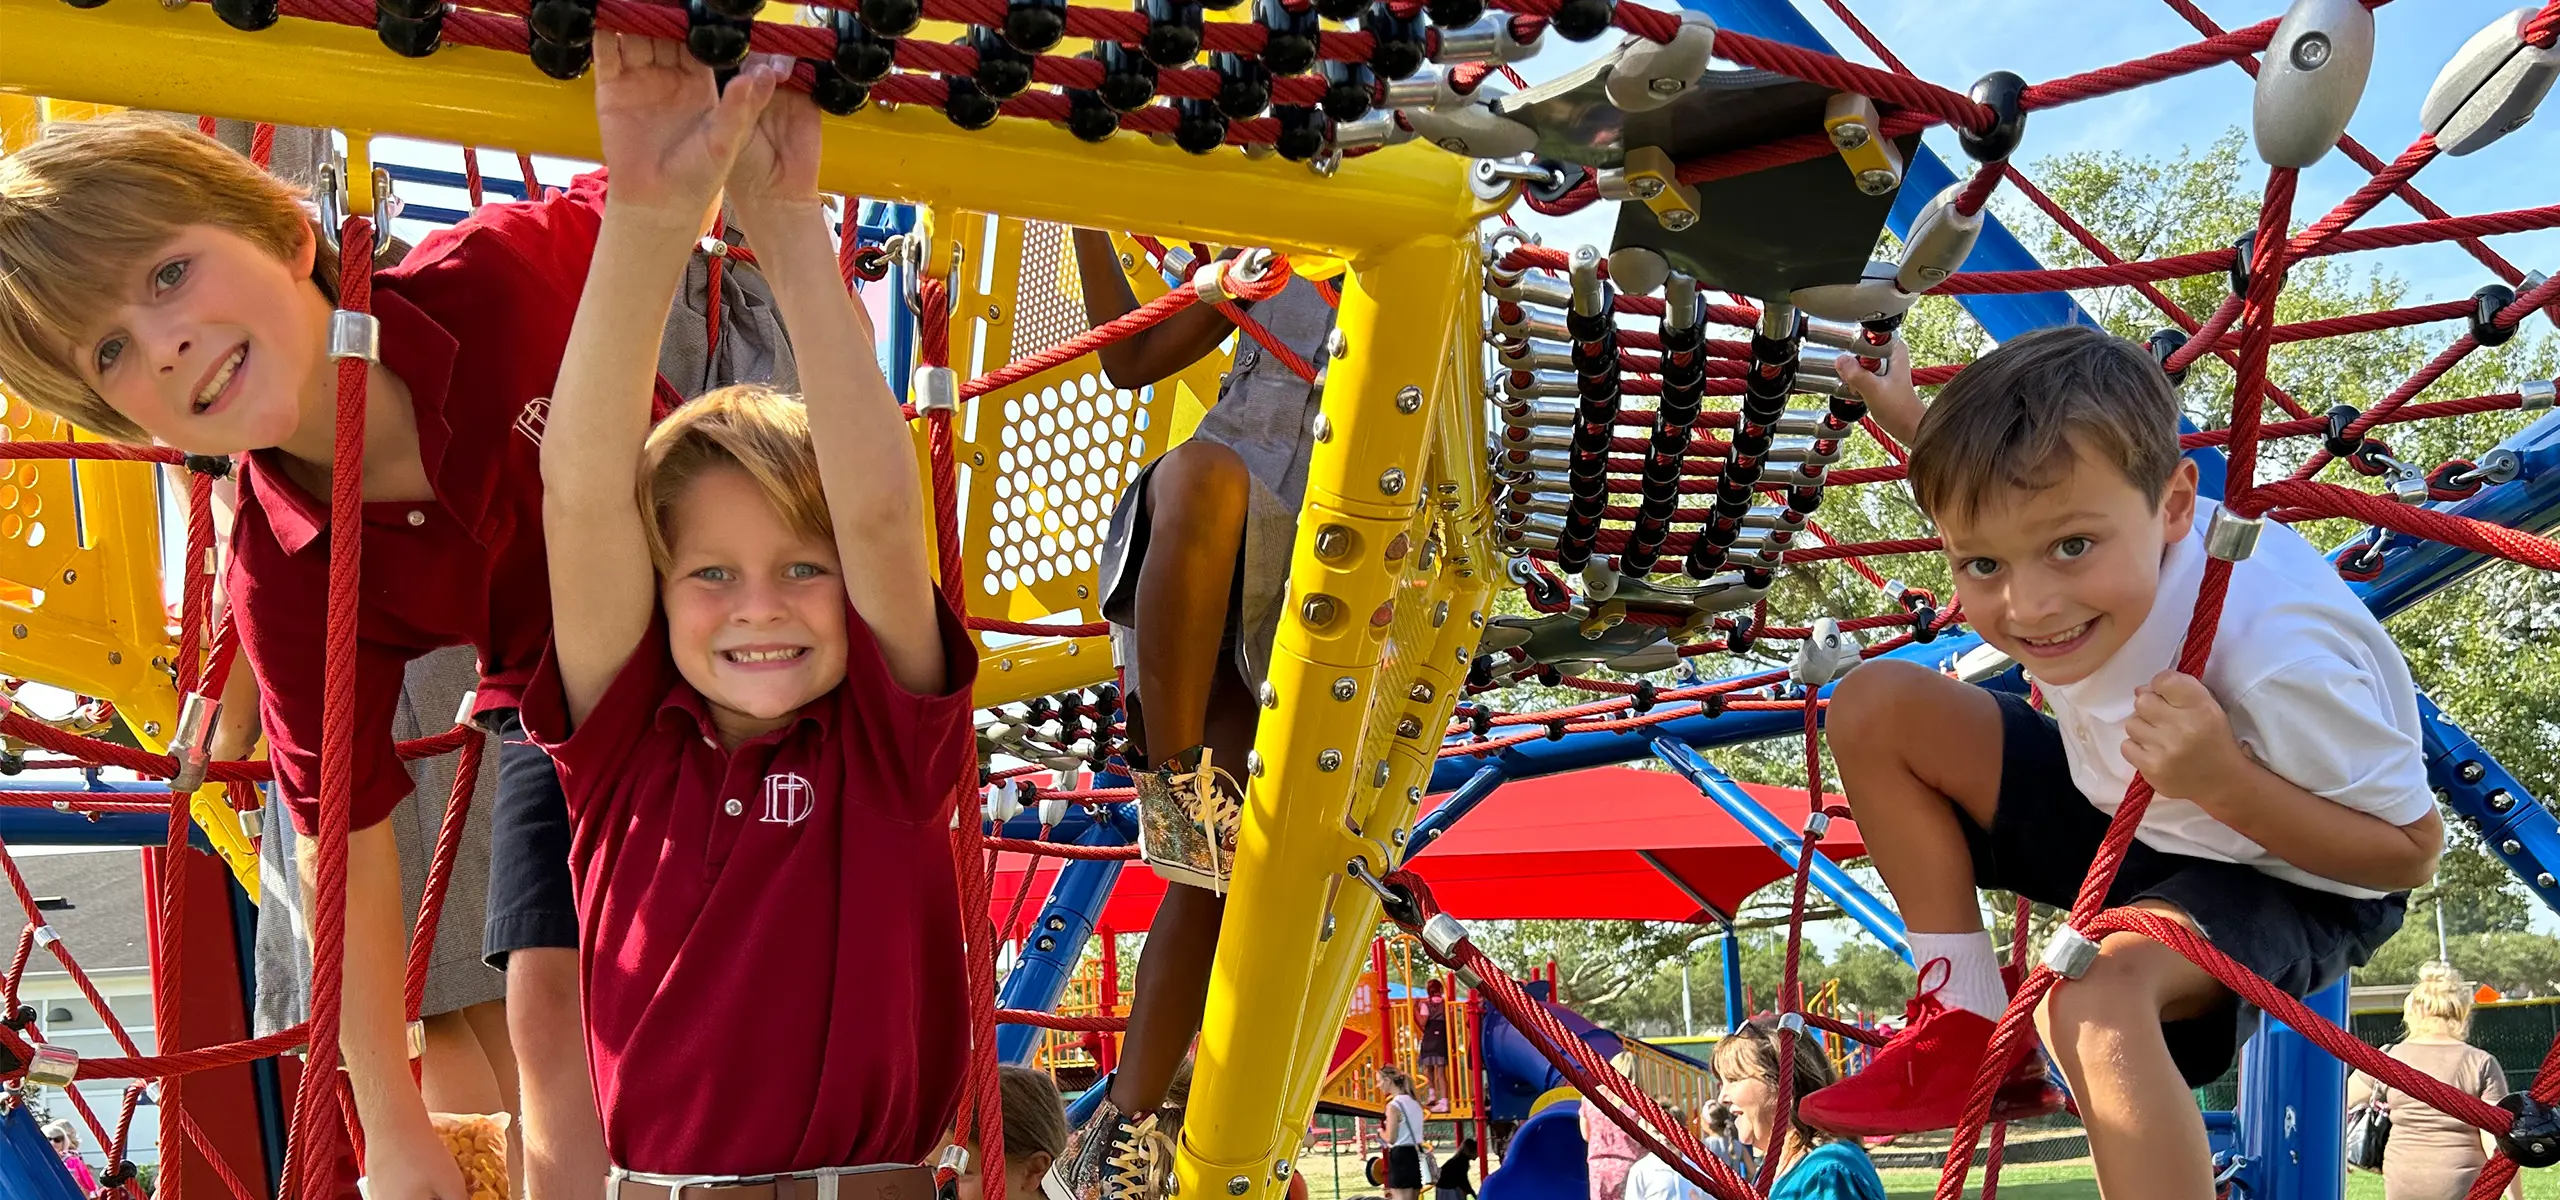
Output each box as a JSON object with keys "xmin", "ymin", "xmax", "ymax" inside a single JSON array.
[{"xmin": 0, "ymin": 3, "xmax": 2553, "ymax": 1200}]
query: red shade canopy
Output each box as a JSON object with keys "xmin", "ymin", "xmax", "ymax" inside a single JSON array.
[{"xmin": 989, "ymin": 767, "xmax": 1859, "ymax": 936}]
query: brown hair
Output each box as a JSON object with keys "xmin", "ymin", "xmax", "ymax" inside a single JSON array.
[
  {"xmin": 1907, "ymin": 324, "xmax": 2184, "ymax": 523},
  {"xmin": 636, "ymin": 384, "xmax": 834, "ymax": 572},
  {"xmin": 996, "ymin": 1065, "xmax": 1071, "ymax": 1163},
  {"xmin": 0, "ymin": 113, "xmax": 341, "ymax": 443},
  {"xmin": 1711, "ymin": 1017, "xmax": 1840, "ymax": 1163}
]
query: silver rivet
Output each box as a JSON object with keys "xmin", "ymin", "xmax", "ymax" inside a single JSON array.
[
  {"xmin": 1391, "ymin": 829, "xmax": 1408, "ymax": 846},
  {"xmin": 1469, "ymin": 611, "xmax": 1484, "ymax": 627},
  {"xmin": 1066, "ymin": 642, "xmax": 1080, "ymax": 656},
  {"xmin": 144, "ymin": 721, "xmax": 162, "ymax": 737},
  {"xmin": 1313, "ymin": 413, "xmax": 1333, "ymax": 442},
  {"xmin": 1408, "ymin": 682, "xmax": 1435, "ymax": 703},
  {"xmin": 2506, "ymin": 839, "xmax": 2525, "ymax": 855},
  {"xmin": 1332, "ymin": 676, "xmax": 1359, "ymax": 701},
  {"xmin": 10, "ymin": 624, "xmax": 25, "ymax": 639},
  {"xmin": 1318, "ymin": 749, "xmax": 1343, "ymax": 772},
  {"xmin": 2541, "ymin": 873, "xmax": 2556, "ymax": 889},
  {"xmin": 1321, "ymin": 912, "xmax": 1338, "ymax": 940},
  {"xmin": 1406, "ymin": 786, "xmax": 1422, "ymax": 803},
  {"xmin": 60, "ymin": 570, "xmax": 74, "ymax": 584},
  {"xmin": 406, "ymin": 510, "xmax": 426, "ymax": 527},
  {"xmin": 1326, "ymin": 329, "xmax": 1349, "ymax": 359},
  {"xmin": 1246, "ymin": 750, "xmax": 1266, "ymax": 778},
  {"xmin": 999, "ymin": 658, "xmax": 1016, "ymax": 671},
  {"xmin": 1303, "ymin": 594, "xmax": 1340, "ymax": 626},
  {"xmin": 1433, "ymin": 601, "xmax": 1448, "ymax": 627},
  {"xmin": 1274, "ymin": 1161, "xmax": 1293, "ymax": 1182},
  {"xmin": 1314, "ymin": 525, "xmax": 1353, "ymax": 560},
  {"xmin": 1228, "ymin": 1178, "xmax": 1250, "ymax": 1196},
  {"xmin": 107, "ymin": 652, "xmax": 122, "ymax": 666},
  {"xmin": 1259, "ymin": 681, "xmax": 1279, "ymax": 709},
  {"xmin": 725, "ymin": 798, "xmax": 744, "ymax": 816},
  {"xmin": 1373, "ymin": 761, "xmax": 1392, "ymax": 785},
  {"xmin": 1396, "ymin": 716, "xmax": 1423, "ymax": 739},
  {"xmin": 1379, "ymin": 468, "xmax": 1407, "ymax": 496},
  {"xmin": 1396, "ymin": 386, "xmax": 1423, "ymax": 414}
]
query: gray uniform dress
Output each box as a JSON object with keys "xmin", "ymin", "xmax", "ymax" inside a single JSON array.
[{"xmin": 1096, "ymin": 275, "xmax": 1335, "ymax": 703}]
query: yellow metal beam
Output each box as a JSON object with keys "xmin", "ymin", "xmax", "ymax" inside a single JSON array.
[{"xmin": 0, "ymin": 0, "xmax": 1482, "ymax": 260}]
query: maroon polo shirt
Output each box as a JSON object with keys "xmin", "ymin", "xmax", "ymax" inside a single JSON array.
[
  {"xmin": 520, "ymin": 598, "xmax": 977, "ymax": 1175},
  {"xmin": 231, "ymin": 174, "xmax": 609, "ymax": 833}
]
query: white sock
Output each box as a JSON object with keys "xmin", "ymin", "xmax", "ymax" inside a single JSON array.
[{"xmin": 1907, "ymin": 931, "xmax": 2007, "ymax": 1020}]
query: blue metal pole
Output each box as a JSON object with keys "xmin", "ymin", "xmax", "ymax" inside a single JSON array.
[
  {"xmin": 2416, "ymin": 692, "xmax": 2560, "ymax": 918},
  {"xmin": 2345, "ymin": 412, "xmax": 2560, "ymax": 617},
  {"xmin": 0, "ymin": 782, "xmax": 214, "ymax": 849},
  {"xmin": 1721, "ymin": 922, "xmax": 1746, "ymax": 1032},
  {"xmin": 995, "ymin": 796, "xmax": 1139, "ymax": 1065},
  {"xmin": 2235, "ymin": 978, "xmax": 2349, "ymax": 1200},
  {"xmin": 1651, "ymin": 740, "xmax": 1910, "ymax": 962},
  {"xmin": 1404, "ymin": 762, "xmax": 1508, "ymax": 865}
]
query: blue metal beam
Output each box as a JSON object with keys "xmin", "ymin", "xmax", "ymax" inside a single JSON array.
[
  {"xmin": 1652, "ymin": 741, "xmax": 1910, "ymax": 962},
  {"xmin": 1402, "ymin": 762, "xmax": 1508, "ymax": 865},
  {"xmin": 0, "ymin": 781, "xmax": 212, "ymax": 850},
  {"xmin": 2418, "ymin": 692, "xmax": 2560, "ymax": 917}
]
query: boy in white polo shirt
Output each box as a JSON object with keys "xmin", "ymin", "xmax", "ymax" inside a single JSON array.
[{"xmin": 1799, "ymin": 325, "xmax": 2443, "ymax": 1199}]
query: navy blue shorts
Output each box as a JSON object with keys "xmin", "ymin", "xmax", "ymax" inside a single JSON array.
[
  {"xmin": 480, "ymin": 708, "xmax": 579, "ymax": 968},
  {"xmin": 1957, "ymin": 690, "xmax": 2406, "ymax": 1086}
]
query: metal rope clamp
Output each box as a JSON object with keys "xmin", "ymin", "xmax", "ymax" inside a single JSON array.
[
  {"xmin": 2041, "ymin": 925, "xmax": 2102, "ymax": 979},
  {"xmin": 1192, "ymin": 248, "xmax": 1275, "ymax": 306},
  {"xmin": 314, "ymin": 162, "xmax": 403, "ymax": 264},
  {"xmin": 329, "ymin": 307, "xmax": 382, "ymax": 364},
  {"xmin": 2203, "ymin": 506, "xmax": 2263, "ymax": 562},
  {"xmin": 912, "ymin": 366, "xmax": 958, "ymax": 415},
  {"xmin": 2521, "ymin": 378, "xmax": 2558, "ymax": 412},
  {"xmin": 24, "ymin": 1043, "xmax": 78, "ymax": 1089},
  {"xmin": 166, "ymin": 691, "xmax": 221, "ymax": 795}
]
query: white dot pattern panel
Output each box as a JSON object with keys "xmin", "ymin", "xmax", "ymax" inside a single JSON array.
[
  {"xmin": 982, "ymin": 382, "xmax": 1143, "ymax": 596},
  {"xmin": 1008, "ymin": 222, "xmax": 1093, "ymax": 364}
]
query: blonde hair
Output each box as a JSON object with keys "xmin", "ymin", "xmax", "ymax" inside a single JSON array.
[
  {"xmin": 0, "ymin": 113, "xmax": 341, "ymax": 443},
  {"xmin": 636, "ymin": 384, "xmax": 833, "ymax": 572},
  {"xmin": 996, "ymin": 1065, "xmax": 1070, "ymax": 1163},
  {"xmin": 1711, "ymin": 1017, "xmax": 1840, "ymax": 1163},
  {"xmin": 2404, "ymin": 960, "xmax": 2475, "ymax": 1040}
]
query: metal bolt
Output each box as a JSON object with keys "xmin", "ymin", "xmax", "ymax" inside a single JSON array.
[
  {"xmin": 1379, "ymin": 468, "xmax": 1407, "ymax": 496},
  {"xmin": 2459, "ymin": 760, "xmax": 2487, "ymax": 784},
  {"xmin": 12, "ymin": 624, "xmax": 26, "ymax": 639},
  {"xmin": 1396, "ymin": 386, "xmax": 1423, "ymax": 414},
  {"xmin": 987, "ymin": 304, "xmax": 1002, "ymax": 320},
  {"xmin": 1260, "ymin": 681, "xmax": 1279, "ymax": 709},
  {"xmin": 1314, "ymin": 525, "xmax": 1353, "ymax": 560},
  {"xmin": 2490, "ymin": 790, "xmax": 2516, "ymax": 813},
  {"xmin": 1077, "ymin": 584, "xmax": 1091, "ymax": 599},
  {"xmin": 1047, "ymin": 915, "xmax": 1068, "ymax": 931},
  {"xmin": 60, "ymin": 570, "xmax": 74, "ymax": 584},
  {"xmin": 1856, "ymin": 169, "xmax": 1900, "ymax": 196},
  {"xmin": 1433, "ymin": 601, "xmax": 1449, "ymax": 627},
  {"xmin": 1333, "ymin": 676, "xmax": 1359, "ymax": 701},
  {"xmin": 1246, "ymin": 750, "xmax": 1266, "ymax": 778},
  {"xmin": 1648, "ymin": 76, "xmax": 1684, "ymax": 95},
  {"xmin": 1391, "ymin": 828, "xmax": 1408, "ymax": 847},
  {"xmin": 1066, "ymin": 642, "xmax": 1079, "ymax": 656},
  {"xmin": 1312, "ymin": 413, "xmax": 1333, "ymax": 442},
  {"xmin": 973, "ymin": 451, "xmax": 987, "ymax": 467},
  {"xmin": 1037, "ymin": 935, "xmax": 1058, "ymax": 952},
  {"xmin": 2289, "ymin": 31, "xmax": 2330, "ymax": 71},
  {"xmin": 2506, "ymin": 839, "xmax": 2525, "ymax": 855},
  {"xmin": 1408, "ymin": 681, "xmax": 1436, "ymax": 703},
  {"xmin": 1318, "ymin": 749, "xmax": 1344, "ymax": 772},
  {"xmin": 1275, "ymin": 1161, "xmax": 1293, "ymax": 1182},
  {"xmin": 1660, "ymin": 209, "xmax": 1697, "ymax": 231},
  {"xmin": 1469, "ymin": 611, "xmax": 1485, "ymax": 627},
  {"xmin": 1321, "ymin": 912, "xmax": 1338, "ymax": 940},
  {"xmin": 1228, "ymin": 1177, "xmax": 1251, "ymax": 1196},
  {"xmin": 2541, "ymin": 873, "xmax": 2556, "ymax": 889},
  {"xmin": 1396, "ymin": 716, "xmax": 1423, "ymax": 738},
  {"xmin": 1326, "ymin": 329, "xmax": 1349, "ymax": 359},
  {"xmin": 107, "ymin": 652, "xmax": 122, "ymax": 665},
  {"xmin": 1829, "ymin": 122, "xmax": 1871, "ymax": 151},
  {"xmin": 1407, "ymin": 786, "xmax": 1422, "ymax": 804},
  {"xmin": 1303, "ymin": 594, "xmax": 1340, "ymax": 626},
  {"xmin": 999, "ymin": 658, "xmax": 1015, "ymax": 671},
  {"xmin": 1384, "ymin": 532, "xmax": 1411, "ymax": 562},
  {"xmin": 144, "ymin": 721, "xmax": 162, "ymax": 737},
  {"xmin": 1631, "ymin": 177, "xmax": 1664, "ymax": 200},
  {"xmin": 1373, "ymin": 761, "xmax": 1392, "ymax": 785}
]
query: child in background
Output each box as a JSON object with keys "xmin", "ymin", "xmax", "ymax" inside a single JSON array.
[
  {"xmin": 523, "ymin": 34, "xmax": 972, "ymax": 1183},
  {"xmin": 1811, "ymin": 327, "xmax": 2442, "ymax": 1200},
  {"xmin": 1619, "ymin": 1112, "xmax": 1704, "ymax": 1200},
  {"xmin": 953, "ymin": 1067, "xmax": 1076, "ymax": 1200},
  {"xmin": 1699, "ymin": 1103, "xmax": 1755, "ymax": 1183},
  {"xmin": 1059, "ymin": 231, "xmax": 1334, "ymax": 1200},
  {"xmin": 1431, "ymin": 1137, "xmax": 1478, "ymax": 1200}
]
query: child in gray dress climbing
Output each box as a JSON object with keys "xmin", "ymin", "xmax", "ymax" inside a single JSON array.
[{"xmin": 1058, "ymin": 231, "xmax": 1333, "ymax": 1200}]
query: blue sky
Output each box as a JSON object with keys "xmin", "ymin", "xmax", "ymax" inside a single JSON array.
[{"xmin": 1508, "ymin": 0, "xmax": 2559, "ymax": 307}]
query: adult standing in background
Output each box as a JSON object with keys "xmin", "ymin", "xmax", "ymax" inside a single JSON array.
[{"xmin": 2348, "ymin": 961, "xmax": 2524, "ymax": 1200}]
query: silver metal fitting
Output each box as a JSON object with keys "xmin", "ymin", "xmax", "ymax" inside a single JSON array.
[
  {"xmin": 1333, "ymin": 676, "xmax": 1359, "ymax": 701},
  {"xmin": 1227, "ymin": 1177, "xmax": 1251, "ymax": 1196},
  {"xmin": 1397, "ymin": 386, "xmax": 1424, "ymax": 414},
  {"xmin": 2203, "ymin": 506, "xmax": 2264, "ymax": 561},
  {"xmin": 1380, "ymin": 467, "xmax": 1408, "ymax": 496},
  {"xmin": 167, "ymin": 691, "xmax": 220, "ymax": 795},
  {"xmin": 1318, "ymin": 748, "xmax": 1344, "ymax": 772},
  {"xmin": 1803, "ymin": 810, "xmax": 1832, "ymax": 839},
  {"xmin": 2521, "ymin": 379, "xmax": 2557, "ymax": 411},
  {"xmin": 912, "ymin": 366, "xmax": 959, "ymax": 414},
  {"xmin": 1421, "ymin": 912, "xmax": 1471, "ymax": 959},
  {"xmin": 1381, "ymin": 67, "xmax": 1456, "ymax": 111},
  {"xmin": 32, "ymin": 923, "xmax": 59, "ymax": 948},
  {"xmin": 2043, "ymin": 926, "xmax": 2103, "ymax": 979},
  {"xmin": 1568, "ymin": 245, "xmax": 1607, "ymax": 318},
  {"xmin": 1776, "ymin": 1011, "xmax": 1806, "ymax": 1034},
  {"xmin": 407, "ymin": 1018, "xmax": 426, "ymax": 1060},
  {"xmin": 25, "ymin": 1044, "xmax": 79, "ymax": 1089},
  {"xmin": 327, "ymin": 309, "xmax": 380, "ymax": 362}
]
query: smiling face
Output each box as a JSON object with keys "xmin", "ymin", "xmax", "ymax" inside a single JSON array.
[
  {"xmin": 659, "ymin": 465, "xmax": 849, "ymax": 744},
  {"xmin": 1716, "ymin": 1073, "xmax": 1777, "ymax": 1150},
  {"xmin": 1937, "ymin": 442, "xmax": 2197, "ymax": 686},
  {"xmin": 72, "ymin": 223, "xmax": 327, "ymax": 455}
]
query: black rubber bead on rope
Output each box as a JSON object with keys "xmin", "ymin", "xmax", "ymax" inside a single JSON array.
[
  {"xmin": 1547, "ymin": 0, "xmax": 1614, "ymax": 41},
  {"xmin": 860, "ymin": 0, "xmax": 922, "ymax": 38},
  {"xmin": 1726, "ymin": 615, "xmax": 1756, "ymax": 654},
  {"xmin": 2228, "ymin": 230, "xmax": 2256, "ymax": 297},
  {"xmin": 943, "ymin": 75, "xmax": 1003, "ymax": 129},
  {"xmin": 1094, "ymin": 41, "xmax": 1161, "ymax": 111},
  {"xmin": 1701, "ymin": 692, "xmax": 1725, "ymax": 718},
  {"xmin": 828, "ymin": 9, "xmax": 898, "ymax": 83},
  {"xmin": 212, "ymin": 0, "xmax": 280, "ymax": 31},
  {"xmin": 1425, "ymin": 0, "xmax": 1481, "ymax": 26},
  {"xmin": 1361, "ymin": 1, "xmax": 1428, "ymax": 80},
  {"xmin": 2499, "ymin": 1093, "xmax": 2560, "ymax": 1168},
  {"xmin": 530, "ymin": 0, "xmax": 595, "ymax": 44},
  {"xmin": 1469, "ymin": 702, "xmax": 1494, "ymax": 737},
  {"xmin": 2321, "ymin": 404, "xmax": 2363, "ymax": 458},
  {"xmin": 531, "ymin": 36, "xmax": 593, "ymax": 79},
  {"xmin": 1172, "ymin": 95, "xmax": 1228, "ymax": 152},
  {"xmin": 2145, "ymin": 327, "xmax": 2191, "ymax": 386},
  {"xmin": 685, "ymin": 0, "xmax": 751, "ymax": 67},
  {"xmin": 2472, "ymin": 283, "xmax": 2520, "ymax": 347},
  {"xmin": 1144, "ymin": 0, "xmax": 1206, "ymax": 65},
  {"xmin": 1319, "ymin": 59, "xmax": 1375, "ymax": 120},
  {"xmin": 700, "ymin": 0, "xmax": 761, "ymax": 18},
  {"xmin": 970, "ymin": 26, "xmax": 1036, "ymax": 99},
  {"xmin": 377, "ymin": 6, "xmax": 445, "ymax": 56},
  {"xmin": 180, "ymin": 453, "xmax": 235, "ymax": 479},
  {"xmin": 60, "ymin": 0, "xmax": 110, "ymax": 9},
  {"xmin": 809, "ymin": 62, "xmax": 871, "ymax": 115},
  {"xmin": 1214, "ymin": 52, "xmax": 1274, "ymax": 119},
  {"xmin": 1066, "ymin": 88, "xmax": 1122, "ymax": 142},
  {"xmin": 1005, "ymin": 0, "xmax": 1067, "ymax": 54},
  {"xmin": 1956, "ymin": 70, "xmax": 2028, "ymax": 163},
  {"xmin": 99, "ymin": 1163, "xmax": 138, "ymax": 1189},
  {"xmin": 1255, "ymin": 0, "xmax": 1321, "ymax": 75},
  {"xmin": 3, "ymin": 1004, "xmax": 34, "ymax": 1030},
  {"xmin": 1631, "ymin": 681, "xmax": 1657, "ymax": 714},
  {"xmin": 1268, "ymin": 106, "xmax": 1328, "ymax": 159}
]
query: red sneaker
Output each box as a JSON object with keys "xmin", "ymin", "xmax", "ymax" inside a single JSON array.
[{"xmin": 1800, "ymin": 965, "xmax": 2064, "ymax": 1137}]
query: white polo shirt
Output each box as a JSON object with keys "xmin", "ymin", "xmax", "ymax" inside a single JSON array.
[{"xmin": 2040, "ymin": 501, "xmax": 2433, "ymax": 899}]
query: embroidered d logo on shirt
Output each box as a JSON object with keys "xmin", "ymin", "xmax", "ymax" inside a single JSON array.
[{"xmin": 761, "ymin": 772, "xmax": 815, "ymax": 826}]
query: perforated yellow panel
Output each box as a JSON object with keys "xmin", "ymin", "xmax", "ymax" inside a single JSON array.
[{"xmin": 923, "ymin": 211, "xmax": 1234, "ymax": 707}]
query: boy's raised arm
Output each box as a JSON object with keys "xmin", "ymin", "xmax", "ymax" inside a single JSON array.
[
  {"xmin": 724, "ymin": 83, "xmax": 949, "ymax": 695},
  {"xmin": 543, "ymin": 38, "xmax": 782, "ymax": 725}
]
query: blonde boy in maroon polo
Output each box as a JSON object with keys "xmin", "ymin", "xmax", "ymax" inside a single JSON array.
[{"xmin": 518, "ymin": 37, "xmax": 974, "ymax": 1185}]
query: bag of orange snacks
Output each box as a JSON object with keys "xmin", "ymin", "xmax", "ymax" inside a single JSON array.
[{"xmin": 431, "ymin": 1112, "xmax": 511, "ymax": 1200}]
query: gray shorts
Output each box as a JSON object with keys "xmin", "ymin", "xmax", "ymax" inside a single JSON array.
[
  {"xmin": 254, "ymin": 646, "xmax": 505, "ymax": 1036},
  {"xmin": 1097, "ymin": 453, "xmax": 1297, "ymax": 702}
]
